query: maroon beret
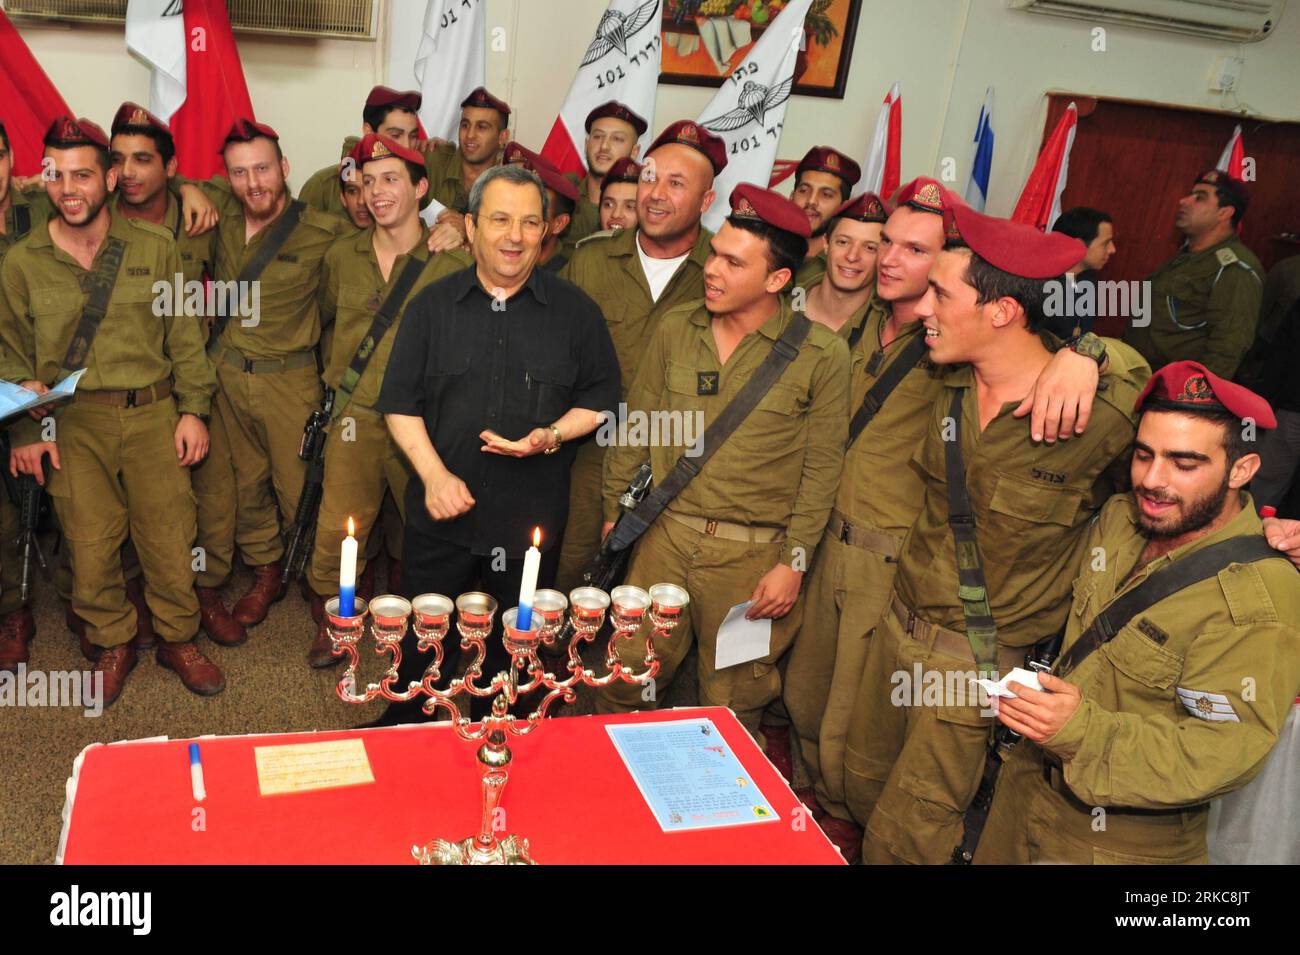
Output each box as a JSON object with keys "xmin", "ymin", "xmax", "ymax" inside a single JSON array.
[
  {"xmin": 111, "ymin": 102, "xmax": 172, "ymax": 138},
  {"xmin": 461, "ymin": 86, "xmax": 511, "ymax": 117},
  {"xmin": 796, "ymin": 146, "xmax": 861, "ymax": 189},
  {"xmin": 504, "ymin": 142, "xmax": 579, "ymax": 202},
  {"xmin": 44, "ymin": 115, "xmax": 109, "ymax": 150},
  {"xmin": 222, "ymin": 118, "xmax": 280, "ymax": 149},
  {"xmin": 948, "ymin": 202, "xmax": 1084, "ymax": 279},
  {"xmin": 601, "ymin": 157, "xmax": 643, "ymax": 192},
  {"xmin": 1194, "ymin": 168, "xmax": 1249, "ymax": 218},
  {"xmin": 365, "ymin": 85, "xmax": 422, "ymax": 112},
  {"xmin": 729, "ymin": 183, "xmax": 811, "ymax": 239},
  {"xmin": 348, "ymin": 133, "xmax": 427, "ymax": 177},
  {"xmin": 1137, "ymin": 360, "xmax": 1276, "ymax": 429},
  {"xmin": 833, "ymin": 191, "xmax": 887, "ymax": 224},
  {"xmin": 585, "ymin": 101, "xmax": 649, "ymax": 137},
  {"xmin": 647, "ymin": 120, "xmax": 727, "ymax": 176},
  {"xmin": 895, "ymin": 175, "xmax": 964, "ymax": 240}
]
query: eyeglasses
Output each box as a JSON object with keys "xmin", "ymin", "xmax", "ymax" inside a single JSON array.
[{"xmin": 482, "ymin": 212, "xmax": 545, "ymax": 235}]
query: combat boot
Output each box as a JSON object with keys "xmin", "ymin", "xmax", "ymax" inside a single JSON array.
[
  {"xmin": 124, "ymin": 575, "xmax": 157, "ymax": 651},
  {"xmin": 0, "ymin": 607, "xmax": 35, "ymax": 672},
  {"xmin": 308, "ymin": 618, "xmax": 342, "ymax": 669},
  {"xmin": 196, "ymin": 586, "xmax": 247, "ymax": 646},
  {"xmin": 156, "ymin": 640, "xmax": 226, "ymax": 696},
  {"xmin": 758, "ymin": 721, "xmax": 795, "ymax": 782},
  {"xmin": 94, "ymin": 644, "xmax": 138, "ymax": 709},
  {"xmin": 307, "ymin": 589, "xmax": 326, "ymax": 627},
  {"xmin": 232, "ymin": 561, "xmax": 285, "ymax": 626}
]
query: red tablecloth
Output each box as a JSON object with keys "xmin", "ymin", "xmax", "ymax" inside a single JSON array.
[{"xmin": 59, "ymin": 707, "xmax": 844, "ymax": 865}]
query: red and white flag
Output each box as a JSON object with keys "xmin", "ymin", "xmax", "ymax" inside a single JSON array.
[
  {"xmin": 1013, "ymin": 101, "xmax": 1077, "ymax": 231},
  {"xmin": 540, "ymin": 0, "xmax": 662, "ymax": 178},
  {"xmin": 414, "ymin": 0, "xmax": 485, "ymax": 143},
  {"xmin": 0, "ymin": 9, "xmax": 72, "ymax": 176},
  {"xmin": 857, "ymin": 81, "xmax": 901, "ymax": 202},
  {"xmin": 167, "ymin": 0, "xmax": 255, "ymax": 179},
  {"xmin": 126, "ymin": 0, "xmax": 188, "ymax": 123},
  {"xmin": 695, "ymin": 0, "xmax": 814, "ymax": 233},
  {"xmin": 1216, "ymin": 124, "xmax": 1245, "ymax": 179}
]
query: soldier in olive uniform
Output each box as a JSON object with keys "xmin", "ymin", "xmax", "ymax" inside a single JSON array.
[
  {"xmin": 1124, "ymin": 171, "xmax": 1263, "ymax": 380},
  {"xmin": 597, "ymin": 158, "xmax": 641, "ymax": 232},
  {"xmin": 563, "ymin": 101, "xmax": 646, "ymax": 258},
  {"xmin": 0, "ymin": 120, "xmax": 49, "ymax": 669},
  {"xmin": 421, "ymin": 88, "xmax": 511, "ymax": 254},
  {"xmin": 304, "ymin": 135, "xmax": 469, "ymax": 666},
  {"xmin": 107, "ymin": 103, "xmax": 247, "ymax": 650},
  {"xmin": 976, "ymin": 362, "xmax": 1300, "ymax": 864},
  {"xmin": 598, "ymin": 184, "xmax": 850, "ymax": 736},
  {"xmin": 209, "ymin": 119, "xmax": 344, "ymax": 627},
  {"xmin": 555, "ymin": 120, "xmax": 726, "ymax": 593},
  {"xmin": 0, "ymin": 117, "xmax": 220, "ymax": 706},
  {"xmin": 843, "ymin": 202, "xmax": 1151, "ymax": 864},
  {"xmin": 790, "ymin": 146, "xmax": 861, "ymax": 289},
  {"xmin": 502, "ymin": 143, "xmax": 577, "ymax": 271}
]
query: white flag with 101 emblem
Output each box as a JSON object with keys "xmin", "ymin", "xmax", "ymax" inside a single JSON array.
[{"xmin": 695, "ymin": 0, "xmax": 813, "ymax": 234}]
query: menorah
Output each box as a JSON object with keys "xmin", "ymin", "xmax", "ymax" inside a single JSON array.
[{"xmin": 327, "ymin": 583, "xmax": 688, "ymax": 865}]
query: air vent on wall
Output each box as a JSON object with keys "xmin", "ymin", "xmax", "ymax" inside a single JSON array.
[
  {"xmin": 1009, "ymin": 0, "xmax": 1285, "ymax": 43},
  {"xmin": 3, "ymin": 0, "xmax": 378, "ymax": 40}
]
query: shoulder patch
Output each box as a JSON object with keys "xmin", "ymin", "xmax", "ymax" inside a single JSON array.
[
  {"xmin": 300, "ymin": 205, "xmax": 346, "ymax": 235},
  {"xmin": 1175, "ymin": 687, "xmax": 1239, "ymax": 722},
  {"xmin": 1215, "ymin": 247, "xmax": 1238, "ymax": 267},
  {"xmin": 575, "ymin": 228, "xmax": 621, "ymax": 248}
]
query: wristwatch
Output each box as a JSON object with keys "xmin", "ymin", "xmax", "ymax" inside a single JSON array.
[
  {"xmin": 544, "ymin": 424, "xmax": 562, "ymax": 455},
  {"xmin": 1065, "ymin": 332, "xmax": 1107, "ymax": 367}
]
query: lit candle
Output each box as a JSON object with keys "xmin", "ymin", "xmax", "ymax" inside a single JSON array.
[
  {"xmin": 516, "ymin": 527, "xmax": 541, "ymax": 631},
  {"xmin": 339, "ymin": 516, "xmax": 357, "ymax": 617}
]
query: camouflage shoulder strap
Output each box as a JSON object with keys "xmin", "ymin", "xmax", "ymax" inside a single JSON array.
[
  {"xmin": 332, "ymin": 255, "xmax": 425, "ymax": 417},
  {"xmin": 210, "ymin": 200, "xmax": 304, "ymax": 345},
  {"xmin": 943, "ymin": 387, "xmax": 1000, "ymax": 675},
  {"xmin": 61, "ymin": 236, "xmax": 128, "ymax": 372}
]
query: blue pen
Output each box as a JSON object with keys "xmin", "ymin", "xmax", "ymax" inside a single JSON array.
[{"xmin": 189, "ymin": 743, "xmax": 206, "ymax": 802}]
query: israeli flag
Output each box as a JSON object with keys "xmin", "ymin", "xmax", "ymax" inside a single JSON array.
[{"xmin": 964, "ymin": 88, "xmax": 994, "ymax": 212}]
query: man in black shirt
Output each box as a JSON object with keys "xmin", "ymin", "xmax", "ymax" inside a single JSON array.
[{"xmin": 372, "ymin": 163, "xmax": 620, "ymax": 723}]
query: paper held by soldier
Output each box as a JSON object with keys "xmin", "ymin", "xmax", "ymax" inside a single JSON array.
[
  {"xmin": 974, "ymin": 667, "xmax": 1044, "ymax": 699},
  {"xmin": 716, "ymin": 601, "xmax": 772, "ymax": 669},
  {"xmin": 0, "ymin": 369, "xmax": 85, "ymax": 429}
]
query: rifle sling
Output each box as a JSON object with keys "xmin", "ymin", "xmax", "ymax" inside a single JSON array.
[
  {"xmin": 607, "ymin": 313, "xmax": 813, "ymax": 553},
  {"xmin": 61, "ymin": 236, "xmax": 128, "ymax": 373},
  {"xmin": 1055, "ymin": 535, "xmax": 1284, "ymax": 676},
  {"xmin": 13, "ymin": 204, "xmax": 32, "ymax": 240},
  {"xmin": 846, "ymin": 333, "xmax": 926, "ymax": 448},
  {"xmin": 209, "ymin": 200, "xmax": 305, "ymax": 345},
  {"xmin": 333, "ymin": 255, "xmax": 425, "ymax": 417},
  {"xmin": 944, "ymin": 387, "xmax": 1000, "ymax": 676}
]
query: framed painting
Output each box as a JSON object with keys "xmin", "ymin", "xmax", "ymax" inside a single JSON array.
[{"xmin": 660, "ymin": 0, "xmax": 863, "ymax": 99}]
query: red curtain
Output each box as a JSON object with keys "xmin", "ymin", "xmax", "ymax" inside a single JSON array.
[
  {"xmin": 0, "ymin": 9, "xmax": 72, "ymax": 176},
  {"xmin": 170, "ymin": 0, "xmax": 255, "ymax": 179}
]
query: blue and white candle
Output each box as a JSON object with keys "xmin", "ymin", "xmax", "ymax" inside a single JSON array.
[
  {"xmin": 339, "ymin": 517, "xmax": 357, "ymax": 617},
  {"xmin": 516, "ymin": 527, "xmax": 541, "ymax": 631}
]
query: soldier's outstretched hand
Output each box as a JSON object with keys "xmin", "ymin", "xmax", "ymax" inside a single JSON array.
[
  {"xmin": 10, "ymin": 442, "xmax": 59, "ymax": 484},
  {"xmin": 747, "ymin": 563, "xmax": 803, "ymax": 620},
  {"xmin": 174, "ymin": 414, "xmax": 210, "ymax": 466},
  {"xmin": 479, "ymin": 427, "xmax": 553, "ymax": 457},
  {"xmin": 997, "ymin": 672, "xmax": 1082, "ymax": 743}
]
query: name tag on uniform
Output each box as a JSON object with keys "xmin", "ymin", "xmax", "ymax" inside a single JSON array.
[{"xmin": 697, "ymin": 371, "xmax": 719, "ymax": 395}]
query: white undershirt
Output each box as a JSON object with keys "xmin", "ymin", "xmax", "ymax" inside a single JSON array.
[{"xmin": 636, "ymin": 233, "xmax": 691, "ymax": 302}]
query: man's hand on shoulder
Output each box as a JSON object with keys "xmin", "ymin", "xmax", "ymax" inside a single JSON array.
[
  {"xmin": 1263, "ymin": 516, "xmax": 1300, "ymax": 570},
  {"xmin": 1014, "ymin": 346, "xmax": 1099, "ymax": 443}
]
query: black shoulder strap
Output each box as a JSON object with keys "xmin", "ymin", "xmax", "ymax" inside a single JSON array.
[
  {"xmin": 944, "ymin": 387, "xmax": 1000, "ymax": 675},
  {"xmin": 846, "ymin": 319, "xmax": 867, "ymax": 351},
  {"xmin": 13, "ymin": 204, "xmax": 32, "ymax": 240},
  {"xmin": 333, "ymin": 255, "xmax": 426, "ymax": 416},
  {"xmin": 210, "ymin": 200, "xmax": 305, "ymax": 344},
  {"xmin": 607, "ymin": 314, "xmax": 814, "ymax": 552},
  {"xmin": 1055, "ymin": 535, "xmax": 1285, "ymax": 676},
  {"xmin": 61, "ymin": 236, "xmax": 128, "ymax": 372},
  {"xmin": 847, "ymin": 334, "xmax": 927, "ymax": 448}
]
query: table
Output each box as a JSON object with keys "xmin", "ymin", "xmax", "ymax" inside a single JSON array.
[{"xmin": 58, "ymin": 706, "xmax": 845, "ymax": 865}]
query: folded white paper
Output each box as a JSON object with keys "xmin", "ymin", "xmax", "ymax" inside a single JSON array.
[
  {"xmin": 974, "ymin": 666, "xmax": 1043, "ymax": 699},
  {"xmin": 715, "ymin": 601, "xmax": 771, "ymax": 670}
]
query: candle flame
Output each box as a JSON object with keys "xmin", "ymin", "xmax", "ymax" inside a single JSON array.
[
  {"xmin": 533, "ymin": 526, "xmax": 541, "ymax": 548},
  {"xmin": 347, "ymin": 516, "xmax": 355, "ymax": 537}
]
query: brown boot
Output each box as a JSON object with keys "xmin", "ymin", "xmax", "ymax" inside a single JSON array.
[
  {"xmin": 196, "ymin": 586, "xmax": 247, "ymax": 647},
  {"xmin": 308, "ymin": 618, "xmax": 342, "ymax": 668},
  {"xmin": 0, "ymin": 607, "xmax": 35, "ymax": 672},
  {"xmin": 388, "ymin": 559, "xmax": 403, "ymax": 597},
  {"xmin": 156, "ymin": 640, "xmax": 226, "ymax": 696},
  {"xmin": 124, "ymin": 576, "xmax": 157, "ymax": 651},
  {"xmin": 94, "ymin": 644, "xmax": 138, "ymax": 709},
  {"xmin": 358, "ymin": 561, "xmax": 377, "ymax": 603},
  {"xmin": 758, "ymin": 721, "xmax": 795, "ymax": 783},
  {"xmin": 65, "ymin": 603, "xmax": 87, "ymax": 640},
  {"xmin": 232, "ymin": 562, "xmax": 285, "ymax": 626},
  {"xmin": 307, "ymin": 589, "xmax": 326, "ymax": 627}
]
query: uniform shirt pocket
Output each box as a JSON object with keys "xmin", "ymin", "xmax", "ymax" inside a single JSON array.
[
  {"xmin": 526, "ymin": 360, "xmax": 577, "ymax": 423},
  {"xmin": 1100, "ymin": 626, "xmax": 1183, "ymax": 691}
]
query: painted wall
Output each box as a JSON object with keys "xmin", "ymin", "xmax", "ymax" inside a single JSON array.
[{"xmin": 11, "ymin": 0, "xmax": 1299, "ymax": 209}]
